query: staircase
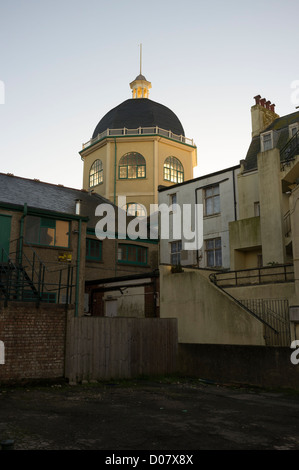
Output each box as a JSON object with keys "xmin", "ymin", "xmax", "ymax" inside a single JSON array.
[{"xmin": 0, "ymin": 260, "xmax": 40, "ymax": 303}]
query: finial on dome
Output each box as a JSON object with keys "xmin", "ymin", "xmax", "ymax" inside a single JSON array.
[{"xmin": 130, "ymin": 44, "xmax": 152, "ymax": 99}]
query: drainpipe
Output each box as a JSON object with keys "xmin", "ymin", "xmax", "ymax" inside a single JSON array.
[
  {"xmin": 114, "ymin": 137, "xmax": 118, "ymax": 277},
  {"xmin": 114, "ymin": 137, "xmax": 117, "ymax": 206},
  {"xmin": 19, "ymin": 203, "xmax": 27, "ymax": 265},
  {"xmin": 232, "ymin": 169, "xmax": 237, "ymax": 221},
  {"xmin": 195, "ymin": 188, "xmax": 200, "ymax": 267},
  {"xmin": 75, "ymin": 218, "xmax": 82, "ymax": 317}
]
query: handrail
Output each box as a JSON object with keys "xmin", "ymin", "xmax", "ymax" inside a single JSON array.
[
  {"xmin": 0, "ymin": 240, "xmax": 77, "ymax": 306},
  {"xmin": 280, "ymin": 130, "xmax": 299, "ymax": 163},
  {"xmin": 209, "ymin": 272, "xmax": 279, "ymax": 332},
  {"xmin": 209, "ymin": 263, "xmax": 294, "ymax": 287},
  {"xmin": 82, "ymin": 126, "xmax": 195, "ymax": 149}
]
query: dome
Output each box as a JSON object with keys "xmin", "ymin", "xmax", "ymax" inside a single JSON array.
[{"xmin": 92, "ymin": 98, "xmax": 185, "ymax": 139}]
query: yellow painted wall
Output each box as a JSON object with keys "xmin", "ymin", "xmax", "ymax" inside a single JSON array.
[
  {"xmin": 237, "ymin": 170, "xmax": 259, "ymax": 219},
  {"xmin": 81, "ymin": 135, "xmax": 196, "ymax": 214}
]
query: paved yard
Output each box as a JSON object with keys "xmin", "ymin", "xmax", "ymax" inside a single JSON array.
[{"xmin": 0, "ymin": 377, "xmax": 299, "ymax": 451}]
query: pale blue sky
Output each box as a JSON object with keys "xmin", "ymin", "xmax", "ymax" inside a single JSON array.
[{"xmin": 0, "ymin": 0, "xmax": 298, "ymax": 189}]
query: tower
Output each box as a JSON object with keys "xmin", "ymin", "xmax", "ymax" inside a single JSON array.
[{"xmin": 80, "ymin": 63, "xmax": 197, "ymax": 216}]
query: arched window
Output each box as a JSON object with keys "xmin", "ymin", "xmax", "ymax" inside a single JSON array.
[
  {"xmin": 89, "ymin": 160, "xmax": 103, "ymax": 187},
  {"xmin": 126, "ymin": 202, "xmax": 146, "ymax": 218},
  {"xmin": 164, "ymin": 156, "xmax": 184, "ymax": 183},
  {"xmin": 119, "ymin": 152, "xmax": 146, "ymax": 179}
]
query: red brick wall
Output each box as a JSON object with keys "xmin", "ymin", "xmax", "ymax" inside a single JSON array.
[{"xmin": 0, "ymin": 302, "xmax": 68, "ymax": 383}]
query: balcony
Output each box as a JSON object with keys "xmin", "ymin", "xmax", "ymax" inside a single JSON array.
[
  {"xmin": 280, "ymin": 130, "xmax": 299, "ymax": 167},
  {"xmin": 82, "ymin": 126, "xmax": 195, "ymax": 150}
]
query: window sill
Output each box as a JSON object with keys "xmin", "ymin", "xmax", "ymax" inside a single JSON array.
[
  {"xmin": 117, "ymin": 262, "xmax": 150, "ymax": 268},
  {"xmin": 24, "ymin": 243, "xmax": 72, "ymax": 251},
  {"xmin": 203, "ymin": 213, "xmax": 221, "ymax": 219}
]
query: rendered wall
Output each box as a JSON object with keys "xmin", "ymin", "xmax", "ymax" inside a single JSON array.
[{"xmin": 159, "ymin": 265, "xmax": 265, "ymax": 345}]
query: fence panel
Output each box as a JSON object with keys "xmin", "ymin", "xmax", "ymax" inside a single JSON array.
[{"xmin": 65, "ymin": 317, "xmax": 178, "ymax": 383}]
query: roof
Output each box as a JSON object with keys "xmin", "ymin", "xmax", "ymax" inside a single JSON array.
[
  {"xmin": 0, "ymin": 173, "xmax": 113, "ymax": 228},
  {"xmin": 158, "ymin": 164, "xmax": 240, "ymax": 192},
  {"xmin": 244, "ymin": 110, "xmax": 299, "ymax": 171},
  {"xmin": 92, "ymin": 98, "xmax": 185, "ymax": 139}
]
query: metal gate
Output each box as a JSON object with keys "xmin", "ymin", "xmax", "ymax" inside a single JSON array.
[{"xmin": 240, "ymin": 299, "xmax": 290, "ymax": 346}]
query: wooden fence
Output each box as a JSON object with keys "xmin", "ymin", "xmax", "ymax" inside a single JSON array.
[{"xmin": 65, "ymin": 317, "xmax": 178, "ymax": 383}]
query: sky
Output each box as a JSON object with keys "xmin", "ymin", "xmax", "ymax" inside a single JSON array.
[{"xmin": 0, "ymin": 0, "xmax": 299, "ymax": 189}]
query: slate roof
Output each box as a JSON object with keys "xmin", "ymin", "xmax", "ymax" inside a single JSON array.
[
  {"xmin": 244, "ymin": 110, "xmax": 299, "ymax": 171},
  {"xmin": 92, "ymin": 98, "xmax": 185, "ymax": 139},
  {"xmin": 0, "ymin": 173, "xmax": 113, "ymax": 229}
]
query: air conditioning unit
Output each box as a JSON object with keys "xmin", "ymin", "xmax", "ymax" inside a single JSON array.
[{"xmin": 180, "ymin": 250, "xmax": 198, "ymax": 266}]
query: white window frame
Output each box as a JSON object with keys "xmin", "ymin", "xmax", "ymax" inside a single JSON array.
[
  {"xmin": 204, "ymin": 184, "xmax": 220, "ymax": 217},
  {"xmin": 170, "ymin": 240, "xmax": 182, "ymax": 266},
  {"xmin": 289, "ymin": 123, "xmax": 299, "ymax": 139},
  {"xmin": 260, "ymin": 130, "xmax": 278, "ymax": 152}
]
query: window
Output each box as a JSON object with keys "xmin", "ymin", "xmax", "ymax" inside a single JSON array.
[
  {"xmin": 126, "ymin": 203, "xmax": 146, "ymax": 218},
  {"xmin": 25, "ymin": 216, "xmax": 69, "ymax": 248},
  {"xmin": 262, "ymin": 132, "xmax": 272, "ymax": 151},
  {"xmin": 164, "ymin": 157, "xmax": 184, "ymax": 183},
  {"xmin": 86, "ymin": 238, "xmax": 102, "ymax": 261},
  {"xmin": 170, "ymin": 240, "xmax": 182, "ymax": 265},
  {"xmin": 89, "ymin": 159, "xmax": 103, "ymax": 187},
  {"xmin": 254, "ymin": 202, "xmax": 260, "ymax": 217},
  {"xmin": 119, "ymin": 152, "xmax": 146, "ymax": 179},
  {"xmin": 170, "ymin": 193, "xmax": 177, "ymax": 206},
  {"xmin": 289, "ymin": 123, "xmax": 299, "ymax": 138},
  {"xmin": 205, "ymin": 238, "xmax": 222, "ymax": 267},
  {"xmin": 118, "ymin": 244, "xmax": 148, "ymax": 265},
  {"xmin": 260, "ymin": 130, "xmax": 278, "ymax": 152},
  {"xmin": 204, "ymin": 185, "xmax": 220, "ymax": 216}
]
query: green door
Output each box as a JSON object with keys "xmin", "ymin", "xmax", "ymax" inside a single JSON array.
[{"xmin": 0, "ymin": 215, "xmax": 12, "ymax": 262}]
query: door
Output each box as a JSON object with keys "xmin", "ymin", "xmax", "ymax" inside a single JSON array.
[
  {"xmin": 0, "ymin": 215, "xmax": 12, "ymax": 262},
  {"xmin": 105, "ymin": 298, "xmax": 118, "ymax": 317}
]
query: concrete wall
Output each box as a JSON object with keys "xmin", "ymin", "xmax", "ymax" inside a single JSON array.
[
  {"xmin": 159, "ymin": 265, "xmax": 266, "ymax": 345},
  {"xmin": 257, "ymin": 148, "xmax": 285, "ymax": 265},
  {"xmin": 178, "ymin": 343, "xmax": 299, "ymax": 390}
]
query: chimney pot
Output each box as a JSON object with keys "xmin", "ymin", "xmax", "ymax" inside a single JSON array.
[
  {"xmin": 260, "ymin": 98, "xmax": 266, "ymax": 107},
  {"xmin": 254, "ymin": 95, "xmax": 261, "ymax": 105},
  {"xmin": 270, "ymin": 103, "xmax": 275, "ymax": 112}
]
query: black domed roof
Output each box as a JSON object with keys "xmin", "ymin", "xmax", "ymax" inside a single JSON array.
[{"xmin": 92, "ymin": 98, "xmax": 185, "ymax": 139}]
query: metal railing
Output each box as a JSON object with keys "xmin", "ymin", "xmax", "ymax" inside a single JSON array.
[
  {"xmin": 209, "ymin": 264, "xmax": 294, "ymax": 288},
  {"xmin": 239, "ymin": 298, "xmax": 290, "ymax": 346},
  {"xmin": 82, "ymin": 126, "xmax": 195, "ymax": 149},
  {"xmin": 280, "ymin": 129, "xmax": 299, "ymax": 164},
  {"xmin": 0, "ymin": 240, "xmax": 77, "ymax": 306}
]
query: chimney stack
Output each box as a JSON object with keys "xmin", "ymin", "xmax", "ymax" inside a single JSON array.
[
  {"xmin": 75, "ymin": 199, "xmax": 82, "ymax": 215},
  {"xmin": 251, "ymin": 94, "xmax": 279, "ymax": 137}
]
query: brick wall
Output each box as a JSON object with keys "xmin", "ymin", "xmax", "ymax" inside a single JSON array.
[{"xmin": 0, "ymin": 302, "xmax": 69, "ymax": 383}]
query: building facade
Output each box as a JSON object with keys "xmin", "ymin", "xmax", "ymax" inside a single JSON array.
[
  {"xmin": 158, "ymin": 165, "xmax": 240, "ymax": 270},
  {"xmin": 229, "ymin": 95, "xmax": 299, "ymax": 271},
  {"xmin": 79, "ymin": 72, "xmax": 197, "ymax": 215}
]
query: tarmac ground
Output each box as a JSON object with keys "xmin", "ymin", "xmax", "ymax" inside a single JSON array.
[{"xmin": 0, "ymin": 376, "xmax": 299, "ymax": 454}]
